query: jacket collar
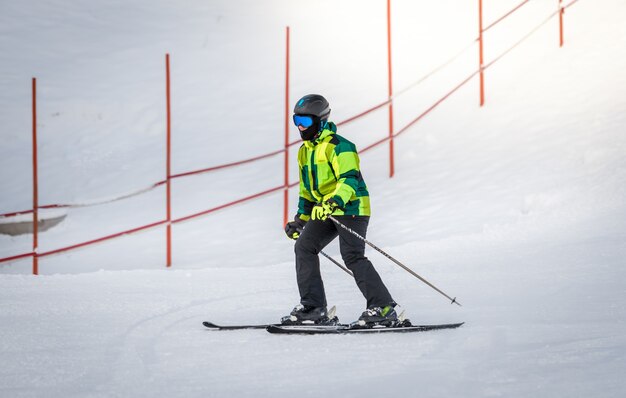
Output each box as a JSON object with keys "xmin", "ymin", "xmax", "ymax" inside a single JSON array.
[{"xmin": 303, "ymin": 122, "xmax": 337, "ymax": 148}]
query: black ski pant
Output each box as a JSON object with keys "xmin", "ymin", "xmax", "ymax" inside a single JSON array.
[{"xmin": 294, "ymin": 215, "xmax": 394, "ymax": 309}]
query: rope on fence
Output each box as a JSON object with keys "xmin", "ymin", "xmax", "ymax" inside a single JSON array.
[
  {"xmin": 484, "ymin": 0, "xmax": 532, "ymax": 32},
  {"xmin": 172, "ymin": 185, "xmax": 284, "ymax": 224},
  {"xmin": 0, "ymin": 220, "xmax": 169, "ymax": 263},
  {"xmin": 395, "ymin": 71, "xmax": 481, "ymax": 138},
  {"xmin": 48, "ymin": 181, "xmax": 167, "ymax": 209},
  {"xmin": 392, "ymin": 39, "xmax": 478, "ymax": 100},
  {"xmin": 170, "ymin": 148, "xmax": 286, "ymax": 180},
  {"xmin": 0, "ymin": 181, "xmax": 167, "ymax": 219},
  {"xmin": 0, "ymin": 209, "xmax": 34, "ymax": 219},
  {"xmin": 0, "ymin": 252, "xmax": 34, "ymax": 264},
  {"xmin": 38, "ymin": 219, "xmax": 169, "ymax": 258},
  {"xmin": 0, "ymin": 149, "xmax": 286, "ymax": 218},
  {"xmin": 485, "ymin": 9, "xmax": 559, "ymax": 70}
]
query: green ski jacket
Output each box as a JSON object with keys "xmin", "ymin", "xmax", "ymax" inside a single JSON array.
[{"xmin": 297, "ymin": 122, "xmax": 371, "ymax": 217}]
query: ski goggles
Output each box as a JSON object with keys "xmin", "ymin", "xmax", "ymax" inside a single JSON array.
[{"xmin": 293, "ymin": 114, "xmax": 315, "ymax": 128}]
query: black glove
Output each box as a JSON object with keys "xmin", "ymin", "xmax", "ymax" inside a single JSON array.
[{"xmin": 284, "ymin": 214, "xmax": 309, "ymax": 240}]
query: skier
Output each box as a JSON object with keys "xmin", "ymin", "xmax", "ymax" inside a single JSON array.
[{"xmin": 283, "ymin": 94, "xmax": 399, "ymax": 327}]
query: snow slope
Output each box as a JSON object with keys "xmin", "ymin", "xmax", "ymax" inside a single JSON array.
[{"xmin": 1, "ymin": 0, "xmax": 626, "ymax": 397}]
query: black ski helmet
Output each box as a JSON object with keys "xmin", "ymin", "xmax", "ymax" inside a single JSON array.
[
  {"xmin": 293, "ymin": 94, "xmax": 331, "ymax": 122},
  {"xmin": 293, "ymin": 94, "xmax": 331, "ymax": 141}
]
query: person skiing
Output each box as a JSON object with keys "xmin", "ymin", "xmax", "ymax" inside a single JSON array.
[{"xmin": 283, "ymin": 94, "xmax": 399, "ymax": 327}]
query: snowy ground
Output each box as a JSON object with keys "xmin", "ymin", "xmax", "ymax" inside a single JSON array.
[{"xmin": 1, "ymin": 0, "xmax": 626, "ymax": 397}]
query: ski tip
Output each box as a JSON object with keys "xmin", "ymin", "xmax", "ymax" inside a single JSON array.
[{"xmin": 202, "ymin": 321, "xmax": 219, "ymax": 329}]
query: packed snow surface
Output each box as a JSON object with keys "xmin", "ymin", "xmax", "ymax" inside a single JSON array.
[{"xmin": 1, "ymin": 0, "xmax": 625, "ymax": 397}]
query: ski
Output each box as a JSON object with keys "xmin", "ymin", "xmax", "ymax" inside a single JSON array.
[
  {"xmin": 202, "ymin": 321, "xmax": 276, "ymax": 330},
  {"xmin": 266, "ymin": 322, "xmax": 464, "ymax": 335},
  {"xmin": 203, "ymin": 306, "xmax": 339, "ymax": 331}
]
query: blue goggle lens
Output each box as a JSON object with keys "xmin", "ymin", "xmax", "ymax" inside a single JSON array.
[{"xmin": 293, "ymin": 114, "xmax": 314, "ymax": 128}]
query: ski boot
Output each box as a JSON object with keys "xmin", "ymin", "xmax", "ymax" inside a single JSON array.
[
  {"xmin": 281, "ymin": 304, "xmax": 339, "ymax": 325},
  {"xmin": 351, "ymin": 304, "xmax": 410, "ymax": 329}
]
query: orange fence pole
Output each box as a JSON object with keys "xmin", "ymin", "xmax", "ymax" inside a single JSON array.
[
  {"xmin": 32, "ymin": 77, "xmax": 39, "ymax": 275},
  {"xmin": 559, "ymin": 0, "xmax": 564, "ymax": 47},
  {"xmin": 283, "ymin": 26, "xmax": 290, "ymax": 227},
  {"xmin": 478, "ymin": 0, "xmax": 485, "ymax": 106},
  {"xmin": 386, "ymin": 0, "xmax": 395, "ymax": 178},
  {"xmin": 165, "ymin": 54, "xmax": 172, "ymax": 267}
]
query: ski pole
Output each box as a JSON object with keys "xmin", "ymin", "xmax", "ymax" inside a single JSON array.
[
  {"xmin": 296, "ymin": 227, "xmax": 353, "ymax": 277},
  {"xmin": 319, "ymin": 249, "xmax": 354, "ymax": 277},
  {"xmin": 328, "ymin": 215, "xmax": 461, "ymax": 306}
]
